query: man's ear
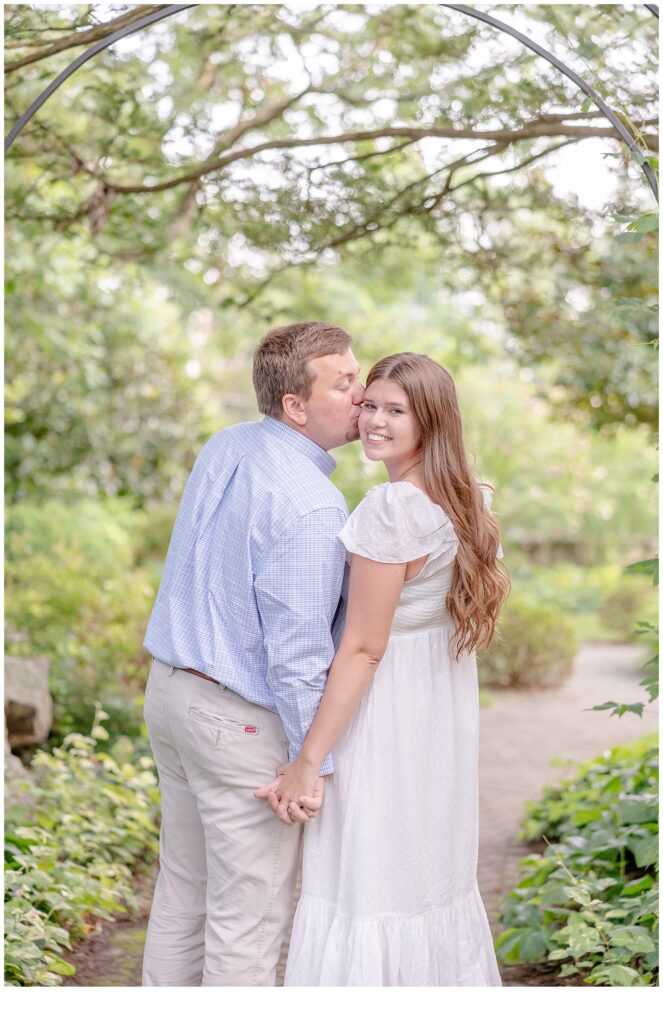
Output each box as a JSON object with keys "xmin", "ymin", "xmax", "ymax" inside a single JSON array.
[{"xmin": 281, "ymin": 393, "xmax": 307, "ymax": 426}]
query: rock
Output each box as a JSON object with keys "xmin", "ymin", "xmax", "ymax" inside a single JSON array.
[
  {"xmin": 5, "ymin": 722, "xmax": 28, "ymax": 779},
  {"xmin": 5, "ymin": 655, "xmax": 53, "ymax": 748}
]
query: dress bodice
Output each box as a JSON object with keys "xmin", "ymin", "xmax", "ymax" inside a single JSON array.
[{"xmin": 391, "ymin": 551, "xmax": 457, "ymax": 635}]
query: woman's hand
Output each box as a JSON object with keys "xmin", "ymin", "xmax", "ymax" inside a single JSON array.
[{"xmin": 254, "ymin": 759, "xmax": 325, "ymax": 825}]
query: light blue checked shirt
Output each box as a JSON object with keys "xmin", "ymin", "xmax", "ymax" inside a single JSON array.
[{"xmin": 144, "ymin": 416, "xmax": 349, "ymax": 775}]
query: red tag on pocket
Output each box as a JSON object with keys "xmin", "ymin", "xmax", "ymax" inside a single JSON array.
[{"xmin": 244, "ymin": 726, "xmax": 257, "ymax": 733}]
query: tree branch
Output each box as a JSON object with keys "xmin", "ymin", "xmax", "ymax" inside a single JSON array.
[
  {"xmin": 4, "ymin": 5, "xmax": 168, "ymax": 73},
  {"xmin": 166, "ymin": 82, "xmax": 312, "ymax": 239},
  {"xmin": 106, "ymin": 119, "xmax": 658, "ymax": 195},
  {"xmin": 234, "ymin": 138, "xmax": 598, "ymax": 307},
  {"xmin": 310, "ymin": 139, "xmax": 419, "ymax": 173}
]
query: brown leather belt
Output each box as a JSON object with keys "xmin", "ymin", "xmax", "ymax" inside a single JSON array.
[{"xmin": 184, "ymin": 666, "xmax": 223, "ymax": 686}]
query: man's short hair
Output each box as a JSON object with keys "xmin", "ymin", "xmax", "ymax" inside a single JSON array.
[{"xmin": 253, "ymin": 321, "xmax": 353, "ymax": 418}]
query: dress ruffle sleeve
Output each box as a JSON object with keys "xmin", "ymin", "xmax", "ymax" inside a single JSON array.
[{"xmin": 338, "ymin": 482, "xmax": 457, "ymax": 565}]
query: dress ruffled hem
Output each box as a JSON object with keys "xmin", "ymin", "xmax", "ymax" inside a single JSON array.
[{"xmin": 283, "ymin": 883, "xmax": 502, "ymax": 987}]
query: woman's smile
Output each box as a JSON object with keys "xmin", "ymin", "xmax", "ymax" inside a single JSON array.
[{"xmin": 358, "ymin": 379, "xmax": 422, "ymax": 471}]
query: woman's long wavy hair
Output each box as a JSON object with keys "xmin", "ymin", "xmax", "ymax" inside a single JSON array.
[{"xmin": 366, "ymin": 353, "xmax": 510, "ymax": 659}]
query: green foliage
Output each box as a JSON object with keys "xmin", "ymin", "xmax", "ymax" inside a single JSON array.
[
  {"xmin": 496, "ymin": 737, "xmax": 659, "ymax": 986},
  {"xmin": 4, "ymin": 715, "xmax": 160, "ymax": 986},
  {"xmin": 5, "ymin": 231, "xmax": 203, "ymax": 505},
  {"xmin": 5, "ymin": 499, "xmax": 156, "ymax": 742},
  {"xmin": 479, "ymin": 204, "xmax": 658, "ymax": 435},
  {"xmin": 589, "ymin": 553, "xmax": 659, "ymax": 718},
  {"xmin": 4, "ymin": 5, "xmax": 658, "ymax": 483},
  {"xmin": 599, "ymin": 575, "xmax": 657, "ymax": 641},
  {"xmin": 478, "ymin": 593, "xmax": 578, "ymax": 688}
]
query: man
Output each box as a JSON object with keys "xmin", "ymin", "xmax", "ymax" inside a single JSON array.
[{"xmin": 141, "ymin": 321, "xmax": 364, "ymax": 986}]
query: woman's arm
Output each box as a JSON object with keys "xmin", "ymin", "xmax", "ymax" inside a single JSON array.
[{"xmin": 260, "ymin": 554, "xmax": 407, "ymax": 822}]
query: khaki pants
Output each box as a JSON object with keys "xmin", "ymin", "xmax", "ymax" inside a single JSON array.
[{"xmin": 142, "ymin": 659, "xmax": 302, "ymax": 986}]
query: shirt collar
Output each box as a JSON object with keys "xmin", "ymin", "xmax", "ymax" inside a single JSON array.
[{"xmin": 260, "ymin": 416, "xmax": 337, "ymax": 478}]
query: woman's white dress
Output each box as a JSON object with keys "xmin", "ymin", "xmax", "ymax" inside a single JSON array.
[{"xmin": 284, "ymin": 481, "xmax": 502, "ymax": 987}]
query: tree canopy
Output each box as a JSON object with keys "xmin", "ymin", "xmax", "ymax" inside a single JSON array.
[
  {"xmin": 6, "ymin": 3, "xmax": 657, "ymax": 277},
  {"xmin": 4, "ymin": 4, "xmax": 659, "ymax": 502}
]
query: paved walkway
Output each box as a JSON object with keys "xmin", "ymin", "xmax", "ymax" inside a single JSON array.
[
  {"xmin": 64, "ymin": 642, "xmax": 658, "ymax": 986},
  {"xmin": 477, "ymin": 642, "xmax": 657, "ymax": 934}
]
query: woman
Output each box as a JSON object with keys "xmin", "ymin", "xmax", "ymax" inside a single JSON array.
[{"xmin": 274, "ymin": 352, "xmax": 509, "ymax": 986}]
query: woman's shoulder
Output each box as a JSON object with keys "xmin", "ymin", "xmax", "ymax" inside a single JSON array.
[{"xmin": 338, "ymin": 480, "xmax": 456, "ymax": 564}]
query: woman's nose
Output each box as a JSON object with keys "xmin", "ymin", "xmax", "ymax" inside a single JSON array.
[{"xmin": 367, "ymin": 410, "xmax": 387, "ymax": 428}]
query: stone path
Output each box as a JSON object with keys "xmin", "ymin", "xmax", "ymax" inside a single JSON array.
[{"xmin": 63, "ymin": 642, "xmax": 658, "ymax": 987}]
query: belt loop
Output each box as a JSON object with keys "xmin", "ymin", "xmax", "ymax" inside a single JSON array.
[{"xmin": 168, "ymin": 665, "xmax": 175, "ymax": 676}]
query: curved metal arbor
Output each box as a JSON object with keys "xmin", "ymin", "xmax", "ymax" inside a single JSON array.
[{"xmin": 4, "ymin": 3, "xmax": 659, "ymax": 201}]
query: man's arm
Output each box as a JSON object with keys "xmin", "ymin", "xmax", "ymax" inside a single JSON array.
[
  {"xmin": 253, "ymin": 507, "xmax": 347, "ymax": 778},
  {"xmin": 258, "ymin": 554, "xmax": 407, "ymax": 823}
]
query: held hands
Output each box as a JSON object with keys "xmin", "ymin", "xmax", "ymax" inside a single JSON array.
[{"xmin": 254, "ymin": 760, "xmax": 325, "ymax": 826}]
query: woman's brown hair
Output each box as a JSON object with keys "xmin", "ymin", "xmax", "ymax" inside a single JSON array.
[{"xmin": 366, "ymin": 352, "xmax": 510, "ymax": 658}]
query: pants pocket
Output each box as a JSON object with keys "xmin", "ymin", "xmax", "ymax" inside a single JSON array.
[{"xmin": 187, "ymin": 704, "xmax": 262, "ymax": 745}]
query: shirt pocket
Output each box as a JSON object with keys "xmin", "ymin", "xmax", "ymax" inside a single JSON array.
[{"xmin": 186, "ymin": 704, "xmax": 262, "ymax": 745}]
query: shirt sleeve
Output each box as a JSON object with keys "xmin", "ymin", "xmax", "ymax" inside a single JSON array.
[{"xmin": 254, "ymin": 507, "xmax": 347, "ymax": 775}]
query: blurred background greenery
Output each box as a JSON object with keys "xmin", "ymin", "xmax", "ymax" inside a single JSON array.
[{"xmin": 5, "ymin": 3, "xmax": 658, "ymax": 746}]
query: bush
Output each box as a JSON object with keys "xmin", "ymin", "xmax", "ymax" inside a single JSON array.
[
  {"xmin": 5, "ymin": 499, "xmax": 157, "ymax": 743},
  {"xmin": 4, "ymin": 712, "xmax": 160, "ymax": 986},
  {"xmin": 509, "ymin": 562, "xmax": 623, "ymax": 616},
  {"xmin": 599, "ymin": 575, "xmax": 658, "ymax": 641},
  {"xmin": 478, "ymin": 593, "xmax": 578, "ymax": 688},
  {"xmin": 131, "ymin": 503, "xmax": 178, "ymax": 565},
  {"xmin": 495, "ymin": 736, "xmax": 659, "ymax": 986}
]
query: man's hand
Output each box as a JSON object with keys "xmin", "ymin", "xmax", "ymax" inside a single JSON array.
[{"xmin": 254, "ymin": 763, "xmax": 325, "ymax": 825}]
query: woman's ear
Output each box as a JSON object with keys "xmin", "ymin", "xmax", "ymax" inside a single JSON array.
[{"xmin": 281, "ymin": 393, "xmax": 307, "ymax": 426}]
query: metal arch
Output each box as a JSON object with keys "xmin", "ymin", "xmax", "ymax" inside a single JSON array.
[
  {"xmin": 443, "ymin": 4, "xmax": 658, "ymax": 200},
  {"xmin": 4, "ymin": 5, "xmax": 195, "ymax": 153},
  {"xmin": 3, "ymin": 2, "xmax": 659, "ymax": 201}
]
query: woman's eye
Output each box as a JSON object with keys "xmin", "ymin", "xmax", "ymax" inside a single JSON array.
[
  {"xmin": 390, "ymin": 408, "xmax": 403, "ymax": 414},
  {"xmin": 361, "ymin": 402, "xmax": 375, "ymax": 409}
]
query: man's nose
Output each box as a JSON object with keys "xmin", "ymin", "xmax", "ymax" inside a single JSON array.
[{"xmin": 352, "ymin": 382, "xmax": 366, "ymax": 404}]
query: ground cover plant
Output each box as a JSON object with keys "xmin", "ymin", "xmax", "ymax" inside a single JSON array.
[
  {"xmin": 4, "ymin": 712, "xmax": 160, "ymax": 986},
  {"xmin": 495, "ymin": 735, "xmax": 659, "ymax": 986}
]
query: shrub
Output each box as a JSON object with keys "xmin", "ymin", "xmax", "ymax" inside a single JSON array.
[
  {"xmin": 509, "ymin": 562, "xmax": 623, "ymax": 616},
  {"xmin": 5, "ymin": 499, "xmax": 156, "ymax": 742},
  {"xmin": 4, "ymin": 711, "xmax": 160, "ymax": 986},
  {"xmin": 599, "ymin": 575, "xmax": 658, "ymax": 641},
  {"xmin": 495, "ymin": 736, "xmax": 659, "ymax": 986},
  {"xmin": 478, "ymin": 593, "xmax": 578, "ymax": 688}
]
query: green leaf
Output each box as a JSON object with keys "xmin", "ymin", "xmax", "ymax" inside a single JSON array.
[
  {"xmin": 518, "ymin": 929, "xmax": 549, "ymax": 962},
  {"xmin": 621, "ymin": 875, "xmax": 653, "ymax": 896},
  {"xmin": 609, "ymin": 926, "xmax": 656, "ymax": 954},
  {"xmin": 625, "ymin": 557, "xmax": 659, "ymax": 586},
  {"xmin": 587, "ymin": 701, "xmax": 644, "ymax": 718},
  {"xmin": 44, "ymin": 955, "xmax": 77, "ymax": 976},
  {"xmin": 627, "ymin": 834, "xmax": 658, "ymax": 868},
  {"xmin": 563, "ymin": 884, "xmax": 593, "ymax": 907},
  {"xmin": 601, "ymin": 964, "xmax": 642, "ymax": 986},
  {"xmin": 617, "ymin": 797, "xmax": 658, "ymax": 824}
]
